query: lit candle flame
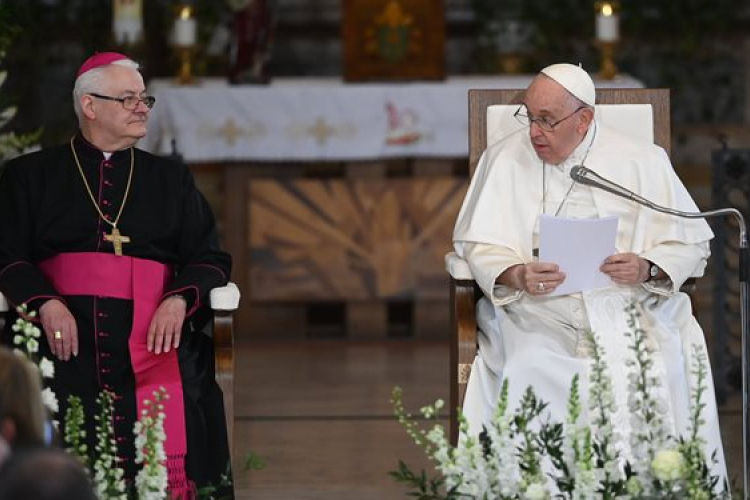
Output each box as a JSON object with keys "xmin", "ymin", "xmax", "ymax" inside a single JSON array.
[
  {"xmin": 601, "ymin": 3, "xmax": 613, "ymax": 16},
  {"xmin": 179, "ymin": 6, "xmax": 192, "ymax": 20}
]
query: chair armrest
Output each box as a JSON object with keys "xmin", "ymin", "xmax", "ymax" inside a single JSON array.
[
  {"xmin": 209, "ymin": 282, "xmax": 240, "ymax": 311},
  {"xmin": 445, "ymin": 251, "xmax": 473, "ymax": 281}
]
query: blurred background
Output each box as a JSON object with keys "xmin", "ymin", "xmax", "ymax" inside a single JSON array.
[{"xmin": 1, "ymin": 1, "xmax": 749, "ymax": 498}]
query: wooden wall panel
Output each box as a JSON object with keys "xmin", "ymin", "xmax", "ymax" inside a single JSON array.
[{"xmin": 247, "ymin": 177, "xmax": 465, "ymax": 301}]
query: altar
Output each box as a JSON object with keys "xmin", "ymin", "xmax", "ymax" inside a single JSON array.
[
  {"xmin": 141, "ymin": 75, "xmax": 644, "ymax": 338},
  {"xmin": 142, "ymin": 75, "xmax": 643, "ymax": 162}
]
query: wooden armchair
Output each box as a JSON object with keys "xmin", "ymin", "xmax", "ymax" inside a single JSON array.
[
  {"xmin": 446, "ymin": 88, "xmax": 671, "ymax": 444},
  {"xmin": 0, "ymin": 283, "xmax": 240, "ymax": 459}
]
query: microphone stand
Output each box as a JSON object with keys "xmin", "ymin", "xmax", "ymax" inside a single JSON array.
[{"xmin": 572, "ymin": 166, "xmax": 749, "ymax": 497}]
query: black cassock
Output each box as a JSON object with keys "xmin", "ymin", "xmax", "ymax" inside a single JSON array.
[{"xmin": 0, "ymin": 134, "xmax": 233, "ymax": 497}]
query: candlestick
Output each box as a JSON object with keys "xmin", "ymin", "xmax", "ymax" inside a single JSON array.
[
  {"xmin": 597, "ymin": 41, "xmax": 618, "ymax": 80},
  {"xmin": 176, "ymin": 47, "xmax": 195, "ymax": 85},
  {"xmin": 173, "ymin": 5, "xmax": 197, "ymax": 85}
]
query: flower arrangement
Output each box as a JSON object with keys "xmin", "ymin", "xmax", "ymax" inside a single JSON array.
[
  {"xmin": 392, "ymin": 303, "xmax": 730, "ymax": 499},
  {"xmin": 91, "ymin": 390, "xmax": 128, "ymax": 500},
  {"xmin": 10, "ymin": 305, "xmax": 57, "ymax": 417},
  {"xmin": 133, "ymin": 388, "xmax": 169, "ymax": 500},
  {"xmin": 10, "ymin": 306, "xmax": 172, "ymax": 499}
]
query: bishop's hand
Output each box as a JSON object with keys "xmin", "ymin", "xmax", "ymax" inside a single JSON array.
[
  {"xmin": 148, "ymin": 296, "xmax": 187, "ymax": 355},
  {"xmin": 39, "ymin": 299, "xmax": 79, "ymax": 361}
]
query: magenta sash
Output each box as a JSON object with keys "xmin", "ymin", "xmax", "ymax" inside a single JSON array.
[{"xmin": 39, "ymin": 252, "xmax": 193, "ymax": 498}]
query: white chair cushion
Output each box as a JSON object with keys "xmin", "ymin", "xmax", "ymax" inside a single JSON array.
[
  {"xmin": 445, "ymin": 252, "xmax": 474, "ymax": 281},
  {"xmin": 486, "ymin": 104, "xmax": 654, "ymax": 148},
  {"xmin": 209, "ymin": 282, "xmax": 241, "ymax": 311}
]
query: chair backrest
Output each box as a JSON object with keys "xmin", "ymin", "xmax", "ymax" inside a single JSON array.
[{"xmin": 468, "ymin": 88, "xmax": 671, "ymax": 177}]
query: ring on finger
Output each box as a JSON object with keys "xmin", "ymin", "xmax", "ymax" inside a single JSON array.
[
  {"xmin": 537, "ymin": 282, "xmax": 545, "ymax": 292},
  {"xmin": 54, "ymin": 330, "xmax": 62, "ymax": 340}
]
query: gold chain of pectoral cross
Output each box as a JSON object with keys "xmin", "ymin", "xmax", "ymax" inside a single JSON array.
[{"xmin": 70, "ymin": 137, "xmax": 134, "ymax": 256}]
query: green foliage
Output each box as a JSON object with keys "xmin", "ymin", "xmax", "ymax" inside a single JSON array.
[
  {"xmin": 0, "ymin": 3, "xmax": 41, "ymax": 167},
  {"xmin": 389, "ymin": 460, "xmax": 454, "ymax": 500},
  {"xmin": 243, "ymin": 451, "xmax": 267, "ymax": 471},
  {"xmin": 195, "ymin": 460, "xmax": 235, "ymax": 500},
  {"xmin": 63, "ymin": 395, "xmax": 89, "ymax": 470},
  {"xmin": 0, "ymin": 5, "xmax": 21, "ymax": 58}
]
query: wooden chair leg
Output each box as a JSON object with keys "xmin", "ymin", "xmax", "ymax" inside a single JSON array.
[
  {"xmin": 450, "ymin": 278, "xmax": 478, "ymax": 445},
  {"xmin": 213, "ymin": 310, "xmax": 235, "ymax": 462}
]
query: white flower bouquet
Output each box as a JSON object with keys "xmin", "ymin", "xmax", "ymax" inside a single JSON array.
[
  {"xmin": 11, "ymin": 305, "xmax": 237, "ymax": 499},
  {"xmin": 392, "ymin": 303, "xmax": 731, "ymax": 499},
  {"xmin": 11, "ymin": 307, "xmax": 167, "ymax": 499}
]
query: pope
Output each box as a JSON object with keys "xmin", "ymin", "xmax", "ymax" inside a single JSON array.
[{"xmin": 453, "ymin": 63, "xmax": 727, "ymax": 488}]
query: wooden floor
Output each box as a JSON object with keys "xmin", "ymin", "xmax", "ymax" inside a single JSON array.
[
  {"xmin": 229, "ymin": 336, "xmax": 745, "ymax": 499},
  {"xmin": 232, "ymin": 339, "xmax": 449, "ymax": 499}
]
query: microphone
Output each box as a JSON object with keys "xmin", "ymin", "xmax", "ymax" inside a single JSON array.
[
  {"xmin": 570, "ymin": 165, "xmax": 656, "ymax": 209},
  {"xmin": 570, "ymin": 165, "xmax": 742, "ymax": 222}
]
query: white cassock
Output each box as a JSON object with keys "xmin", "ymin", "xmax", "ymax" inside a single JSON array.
[{"xmin": 453, "ymin": 120, "xmax": 727, "ymax": 480}]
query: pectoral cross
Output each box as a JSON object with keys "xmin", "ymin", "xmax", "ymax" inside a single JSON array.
[{"xmin": 104, "ymin": 227, "xmax": 131, "ymax": 256}]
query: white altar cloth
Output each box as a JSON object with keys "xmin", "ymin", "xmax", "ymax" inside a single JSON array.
[{"xmin": 140, "ymin": 75, "xmax": 644, "ymax": 163}]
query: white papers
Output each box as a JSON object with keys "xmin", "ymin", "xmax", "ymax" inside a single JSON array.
[{"xmin": 538, "ymin": 215, "xmax": 619, "ymax": 296}]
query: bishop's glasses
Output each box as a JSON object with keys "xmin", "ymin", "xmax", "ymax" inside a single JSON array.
[{"xmin": 89, "ymin": 93, "xmax": 156, "ymax": 110}]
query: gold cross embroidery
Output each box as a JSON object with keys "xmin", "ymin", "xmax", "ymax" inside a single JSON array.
[
  {"xmin": 308, "ymin": 117, "xmax": 335, "ymax": 145},
  {"xmin": 218, "ymin": 119, "xmax": 244, "ymax": 146},
  {"xmin": 104, "ymin": 227, "xmax": 131, "ymax": 256}
]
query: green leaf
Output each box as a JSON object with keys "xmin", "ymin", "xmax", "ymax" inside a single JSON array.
[
  {"xmin": 243, "ymin": 451, "xmax": 267, "ymax": 471},
  {"xmin": 0, "ymin": 106, "xmax": 15, "ymax": 129}
]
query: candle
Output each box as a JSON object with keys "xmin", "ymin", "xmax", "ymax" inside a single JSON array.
[
  {"xmin": 113, "ymin": 0, "xmax": 143, "ymax": 45},
  {"xmin": 596, "ymin": 3, "xmax": 619, "ymax": 42},
  {"xmin": 174, "ymin": 6, "xmax": 197, "ymax": 47}
]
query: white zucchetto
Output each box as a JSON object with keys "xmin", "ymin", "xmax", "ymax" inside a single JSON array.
[{"xmin": 539, "ymin": 63, "xmax": 596, "ymax": 106}]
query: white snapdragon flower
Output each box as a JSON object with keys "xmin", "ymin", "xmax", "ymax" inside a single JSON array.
[
  {"xmin": 26, "ymin": 338, "xmax": 39, "ymax": 354},
  {"xmin": 651, "ymin": 449, "xmax": 685, "ymax": 482},
  {"xmin": 41, "ymin": 387, "xmax": 59, "ymax": 413},
  {"xmin": 523, "ymin": 482, "xmax": 550, "ymax": 500},
  {"xmin": 135, "ymin": 390, "xmax": 169, "ymax": 500},
  {"xmin": 420, "ymin": 404, "xmax": 436, "ymax": 418},
  {"xmin": 38, "ymin": 357, "xmax": 55, "ymax": 379}
]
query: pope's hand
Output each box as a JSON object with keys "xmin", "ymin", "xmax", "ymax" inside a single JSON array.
[
  {"xmin": 600, "ymin": 252, "xmax": 649, "ymax": 285},
  {"xmin": 500, "ymin": 262, "xmax": 566, "ymax": 296},
  {"xmin": 39, "ymin": 299, "xmax": 79, "ymax": 361},
  {"xmin": 148, "ymin": 296, "xmax": 187, "ymax": 354}
]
